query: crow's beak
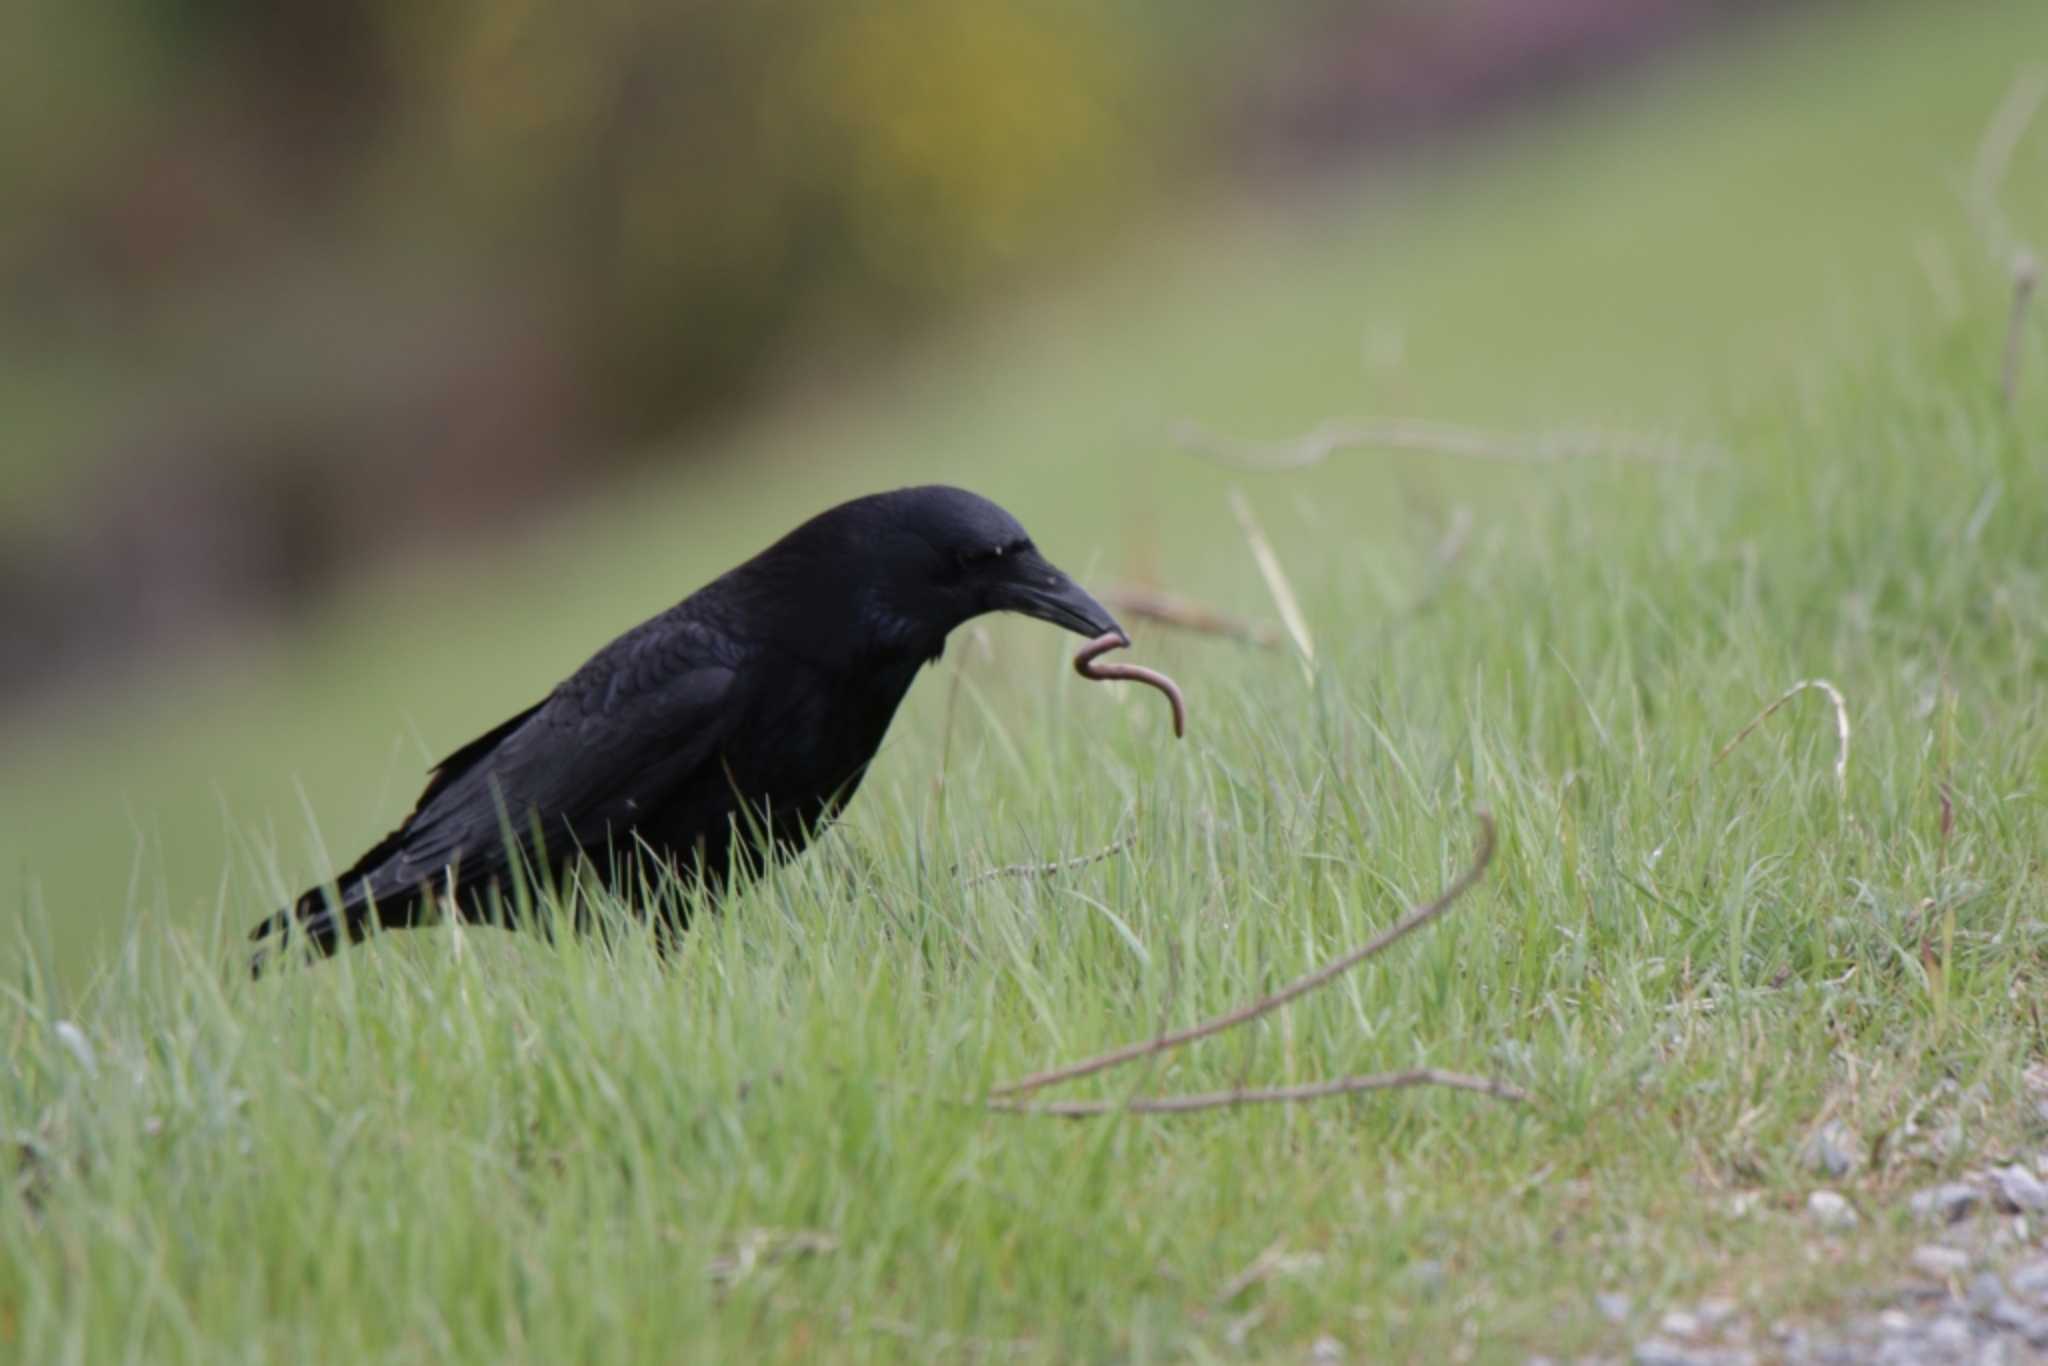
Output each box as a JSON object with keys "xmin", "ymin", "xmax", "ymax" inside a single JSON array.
[{"xmin": 993, "ymin": 552, "xmax": 1124, "ymax": 640}]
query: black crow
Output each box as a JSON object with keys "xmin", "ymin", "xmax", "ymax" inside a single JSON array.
[{"xmin": 248, "ymin": 486, "xmax": 1125, "ymax": 973}]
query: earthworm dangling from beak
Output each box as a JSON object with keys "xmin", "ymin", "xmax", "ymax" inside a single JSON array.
[{"xmin": 1074, "ymin": 633, "xmax": 1186, "ymax": 738}]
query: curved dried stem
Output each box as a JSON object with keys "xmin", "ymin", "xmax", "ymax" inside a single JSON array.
[
  {"xmin": 988, "ymin": 1068, "xmax": 1528, "ymax": 1118},
  {"xmin": 1174, "ymin": 417, "xmax": 1712, "ymax": 472},
  {"xmin": 1103, "ymin": 585, "xmax": 1282, "ymax": 650},
  {"xmin": 2004, "ymin": 253, "xmax": 2039, "ymax": 409},
  {"xmin": 989, "ymin": 812, "xmax": 1498, "ymax": 1101},
  {"xmin": 1711, "ymin": 679, "xmax": 1851, "ymax": 799},
  {"xmin": 963, "ymin": 834, "xmax": 1136, "ymax": 889}
]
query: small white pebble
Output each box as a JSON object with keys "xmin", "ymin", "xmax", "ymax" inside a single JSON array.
[
  {"xmin": 1801, "ymin": 1121, "xmax": 1858, "ymax": 1178},
  {"xmin": 1993, "ymin": 1164, "xmax": 2048, "ymax": 1212},
  {"xmin": 1925, "ymin": 1315, "xmax": 1973, "ymax": 1353},
  {"xmin": 1807, "ymin": 1189, "xmax": 1859, "ymax": 1230},
  {"xmin": 2010, "ymin": 1257, "xmax": 2048, "ymax": 1303},
  {"xmin": 1909, "ymin": 1181, "xmax": 1981, "ymax": 1225},
  {"xmin": 1968, "ymin": 1270, "xmax": 2009, "ymax": 1311},
  {"xmin": 1910, "ymin": 1244, "xmax": 1971, "ymax": 1278},
  {"xmin": 1658, "ymin": 1310, "xmax": 1701, "ymax": 1340},
  {"xmin": 1724, "ymin": 1191, "xmax": 1762, "ymax": 1219},
  {"xmin": 1223, "ymin": 1310, "xmax": 1263, "ymax": 1349}
]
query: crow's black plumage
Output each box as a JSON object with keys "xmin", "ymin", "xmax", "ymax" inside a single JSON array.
[{"xmin": 248, "ymin": 486, "xmax": 1123, "ymax": 973}]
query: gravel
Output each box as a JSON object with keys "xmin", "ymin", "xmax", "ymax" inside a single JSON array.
[
  {"xmin": 1768, "ymin": 1281, "xmax": 2048, "ymax": 1364},
  {"xmin": 1632, "ymin": 1340, "xmax": 1756, "ymax": 1366},
  {"xmin": 1802, "ymin": 1122, "xmax": 1859, "ymax": 1179},
  {"xmin": 1622, "ymin": 1163, "xmax": 2048, "ymax": 1365},
  {"xmin": 1659, "ymin": 1311, "xmax": 1703, "ymax": 1340},
  {"xmin": 1915, "ymin": 1182, "xmax": 1987, "ymax": 1226},
  {"xmin": 1995, "ymin": 1167, "xmax": 2048, "ymax": 1215},
  {"xmin": 1916, "ymin": 1245, "xmax": 1977, "ymax": 1278},
  {"xmin": 2010, "ymin": 1259, "xmax": 2048, "ymax": 1304}
]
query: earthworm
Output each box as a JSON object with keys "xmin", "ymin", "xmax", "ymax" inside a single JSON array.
[{"xmin": 1074, "ymin": 632, "xmax": 1186, "ymax": 738}]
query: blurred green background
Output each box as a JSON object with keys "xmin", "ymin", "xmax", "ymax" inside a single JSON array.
[
  {"xmin": 4, "ymin": 0, "xmax": 2044, "ymax": 981},
  {"xmin": 0, "ymin": 0, "xmax": 1775, "ymax": 692}
]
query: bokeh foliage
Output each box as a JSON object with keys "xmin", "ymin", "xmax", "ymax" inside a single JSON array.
[{"xmin": 5, "ymin": 0, "xmax": 1240, "ymax": 432}]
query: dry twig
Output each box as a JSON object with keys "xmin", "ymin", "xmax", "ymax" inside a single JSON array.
[
  {"xmin": 989, "ymin": 813, "xmax": 1504, "ymax": 1106},
  {"xmin": 1711, "ymin": 679, "xmax": 1852, "ymax": 799},
  {"xmin": 1213, "ymin": 1242, "xmax": 1325, "ymax": 1306},
  {"xmin": 988, "ymin": 1068, "xmax": 1528, "ymax": 1118},
  {"xmin": 1103, "ymin": 584, "xmax": 1282, "ymax": 649},
  {"xmin": 1969, "ymin": 66, "xmax": 2048, "ymax": 267},
  {"xmin": 1175, "ymin": 417, "xmax": 1709, "ymax": 472},
  {"xmin": 1966, "ymin": 69, "xmax": 2045, "ymax": 406},
  {"xmin": 2004, "ymin": 252, "xmax": 2039, "ymax": 408},
  {"xmin": 962, "ymin": 834, "xmax": 1137, "ymax": 889},
  {"xmin": 1395, "ymin": 505, "xmax": 1476, "ymax": 622},
  {"xmin": 1227, "ymin": 490, "xmax": 1316, "ymax": 679},
  {"xmin": 706, "ymin": 1229, "xmax": 837, "ymax": 1286}
]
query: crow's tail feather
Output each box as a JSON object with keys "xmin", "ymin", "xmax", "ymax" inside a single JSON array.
[
  {"xmin": 248, "ymin": 841, "xmax": 598, "ymax": 976},
  {"xmin": 248, "ymin": 883, "xmax": 356, "ymax": 978},
  {"xmin": 247, "ymin": 872, "xmax": 435, "ymax": 977}
]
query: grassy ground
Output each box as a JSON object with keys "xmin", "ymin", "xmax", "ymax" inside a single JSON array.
[{"xmin": 7, "ymin": 2, "xmax": 2048, "ymax": 1361}]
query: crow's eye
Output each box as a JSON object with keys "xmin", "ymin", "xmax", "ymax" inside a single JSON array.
[{"xmin": 956, "ymin": 537, "xmax": 1031, "ymax": 571}]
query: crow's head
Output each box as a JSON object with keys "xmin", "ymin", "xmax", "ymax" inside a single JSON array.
[{"xmin": 814, "ymin": 485, "xmax": 1123, "ymax": 655}]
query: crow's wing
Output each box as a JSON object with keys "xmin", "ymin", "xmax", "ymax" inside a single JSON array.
[
  {"xmin": 251, "ymin": 616, "xmax": 743, "ymax": 967},
  {"xmin": 351, "ymin": 616, "xmax": 743, "ymax": 905}
]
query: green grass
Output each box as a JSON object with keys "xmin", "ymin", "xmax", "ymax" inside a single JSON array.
[{"xmin": 8, "ymin": 2, "xmax": 2048, "ymax": 1360}]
